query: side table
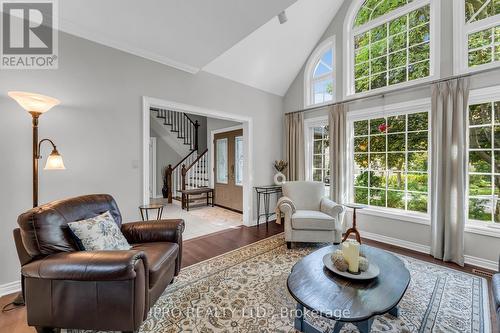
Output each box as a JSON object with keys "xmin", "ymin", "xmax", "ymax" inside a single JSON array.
[
  {"xmin": 255, "ymin": 185, "xmax": 282, "ymax": 226},
  {"xmin": 342, "ymin": 203, "xmax": 366, "ymax": 243},
  {"xmin": 139, "ymin": 203, "xmax": 165, "ymax": 221}
]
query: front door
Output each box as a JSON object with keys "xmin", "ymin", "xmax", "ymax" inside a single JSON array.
[{"xmin": 214, "ymin": 129, "xmax": 243, "ymax": 212}]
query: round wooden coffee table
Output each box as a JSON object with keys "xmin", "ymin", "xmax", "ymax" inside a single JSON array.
[{"xmin": 287, "ymin": 244, "xmax": 410, "ymax": 333}]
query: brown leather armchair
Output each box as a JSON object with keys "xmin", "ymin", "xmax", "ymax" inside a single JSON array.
[{"xmin": 14, "ymin": 194, "xmax": 184, "ymax": 333}]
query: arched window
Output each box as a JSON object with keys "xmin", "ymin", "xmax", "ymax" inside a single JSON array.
[
  {"xmin": 345, "ymin": 0, "xmax": 438, "ymax": 96},
  {"xmin": 304, "ymin": 37, "xmax": 335, "ymax": 107},
  {"xmin": 454, "ymin": 0, "xmax": 500, "ymax": 73}
]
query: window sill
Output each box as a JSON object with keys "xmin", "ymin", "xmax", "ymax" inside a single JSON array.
[
  {"xmin": 355, "ymin": 207, "xmax": 430, "ymax": 226},
  {"xmin": 344, "ymin": 75, "xmax": 436, "ymax": 100},
  {"xmin": 348, "ymin": 208, "xmax": 500, "ymax": 238},
  {"xmin": 304, "ymin": 100, "xmax": 334, "ymax": 109},
  {"xmin": 465, "ymin": 224, "xmax": 500, "ymax": 239}
]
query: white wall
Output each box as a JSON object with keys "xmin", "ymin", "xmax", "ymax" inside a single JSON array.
[
  {"xmin": 283, "ymin": 0, "xmax": 500, "ymax": 269},
  {"xmin": 0, "ymin": 31, "xmax": 283, "ymax": 287},
  {"xmin": 150, "ymin": 126, "xmax": 182, "ymax": 197}
]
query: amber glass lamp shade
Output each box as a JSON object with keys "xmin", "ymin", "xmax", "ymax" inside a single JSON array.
[{"xmin": 8, "ymin": 91, "xmax": 60, "ymax": 113}]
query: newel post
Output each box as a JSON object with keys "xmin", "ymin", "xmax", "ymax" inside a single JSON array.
[
  {"xmin": 181, "ymin": 164, "xmax": 187, "ymax": 209},
  {"xmin": 194, "ymin": 120, "xmax": 199, "ymax": 151}
]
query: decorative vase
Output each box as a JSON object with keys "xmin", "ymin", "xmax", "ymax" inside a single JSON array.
[{"xmin": 274, "ymin": 172, "xmax": 286, "ymax": 185}]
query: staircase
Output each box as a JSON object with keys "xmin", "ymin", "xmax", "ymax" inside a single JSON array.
[
  {"xmin": 151, "ymin": 108, "xmax": 210, "ymax": 203},
  {"xmin": 152, "ymin": 108, "xmax": 199, "ymax": 151}
]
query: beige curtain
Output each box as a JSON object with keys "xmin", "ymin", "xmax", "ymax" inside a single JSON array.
[
  {"xmin": 329, "ymin": 104, "xmax": 347, "ymax": 203},
  {"xmin": 284, "ymin": 112, "xmax": 305, "ymax": 181},
  {"xmin": 430, "ymin": 78, "xmax": 470, "ymax": 266}
]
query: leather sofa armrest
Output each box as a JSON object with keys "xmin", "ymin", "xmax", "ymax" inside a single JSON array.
[
  {"xmin": 21, "ymin": 250, "xmax": 147, "ymax": 281},
  {"xmin": 122, "ymin": 219, "xmax": 184, "ymax": 276},
  {"xmin": 121, "ymin": 219, "xmax": 184, "ymax": 244}
]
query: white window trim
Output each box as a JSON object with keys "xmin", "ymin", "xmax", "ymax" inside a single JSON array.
[
  {"xmin": 304, "ymin": 116, "xmax": 329, "ymax": 182},
  {"xmin": 343, "ymin": 0, "xmax": 441, "ymax": 99},
  {"xmin": 465, "ymin": 85, "xmax": 500, "ymax": 233},
  {"xmin": 346, "ymin": 97, "xmax": 432, "ymax": 220},
  {"xmin": 453, "ymin": 1, "xmax": 500, "ymax": 74},
  {"xmin": 304, "ymin": 36, "xmax": 336, "ymax": 108}
]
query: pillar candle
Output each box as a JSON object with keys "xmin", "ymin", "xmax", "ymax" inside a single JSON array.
[{"xmin": 342, "ymin": 241, "xmax": 360, "ymax": 273}]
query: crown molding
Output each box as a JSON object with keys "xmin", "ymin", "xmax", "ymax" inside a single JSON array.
[{"xmin": 59, "ymin": 19, "xmax": 200, "ymax": 74}]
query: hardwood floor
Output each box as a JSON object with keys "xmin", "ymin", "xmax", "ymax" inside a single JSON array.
[
  {"xmin": 0, "ymin": 222, "xmax": 497, "ymax": 333},
  {"xmin": 181, "ymin": 221, "xmax": 284, "ymax": 268}
]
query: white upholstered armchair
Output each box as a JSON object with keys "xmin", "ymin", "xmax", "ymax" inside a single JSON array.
[{"xmin": 277, "ymin": 181, "xmax": 345, "ymax": 248}]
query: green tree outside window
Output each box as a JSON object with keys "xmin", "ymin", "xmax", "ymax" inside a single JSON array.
[
  {"xmin": 468, "ymin": 100, "xmax": 500, "ymax": 223},
  {"xmin": 353, "ymin": 4, "xmax": 431, "ymax": 93},
  {"xmin": 353, "ymin": 111, "xmax": 429, "ymax": 213}
]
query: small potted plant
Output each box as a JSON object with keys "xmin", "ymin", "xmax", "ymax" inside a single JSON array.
[{"xmin": 273, "ymin": 160, "xmax": 288, "ymax": 185}]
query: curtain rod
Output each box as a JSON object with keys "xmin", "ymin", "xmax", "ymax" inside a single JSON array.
[{"xmin": 285, "ymin": 66, "xmax": 500, "ymax": 115}]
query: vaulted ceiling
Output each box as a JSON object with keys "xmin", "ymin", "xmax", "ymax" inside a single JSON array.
[
  {"xmin": 58, "ymin": 0, "xmax": 344, "ymax": 96},
  {"xmin": 203, "ymin": 0, "xmax": 344, "ymax": 96}
]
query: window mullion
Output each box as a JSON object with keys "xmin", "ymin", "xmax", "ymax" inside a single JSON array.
[
  {"xmin": 406, "ymin": 12, "xmax": 410, "ymax": 82},
  {"xmin": 491, "ymin": 102, "xmax": 495, "ymax": 223},
  {"xmin": 466, "ymin": 0, "xmax": 493, "ymax": 24},
  {"xmin": 385, "ymin": 117, "xmax": 389, "ymax": 208},
  {"xmin": 368, "ymin": 120, "xmax": 371, "ymax": 205}
]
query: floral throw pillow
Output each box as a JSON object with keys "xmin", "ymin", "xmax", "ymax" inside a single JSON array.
[{"xmin": 67, "ymin": 211, "xmax": 131, "ymax": 251}]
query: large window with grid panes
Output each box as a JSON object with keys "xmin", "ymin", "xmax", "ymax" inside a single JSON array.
[
  {"xmin": 352, "ymin": 110, "xmax": 429, "ymax": 214},
  {"xmin": 468, "ymin": 96, "xmax": 500, "ymax": 224},
  {"xmin": 454, "ymin": 0, "xmax": 500, "ymax": 73},
  {"xmin": 305, "ymin": 118, "xmax": 330, "ymax": 196},
  {"xmin": 305, "ymin": 37, "xmax": 335, "ymax": 107},
  {"xmin": 349, "ymin": 0, "xmax": 435, "ymax": 95}
]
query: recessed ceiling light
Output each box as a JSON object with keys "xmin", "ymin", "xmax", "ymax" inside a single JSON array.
[{"xmin": 278, "ymin": 10, "xmax": 288, "ymax": 24}]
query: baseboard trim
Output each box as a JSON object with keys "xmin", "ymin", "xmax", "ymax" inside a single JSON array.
[
  {"xmin": 361, "ymin": 231, "xmax": 431, "ymax": 254},
  {"xmin": 0, "ymin": 280, "xmax": 21, "ymax": 297},
  {"xmin": 361, "ymin": 230, "xmax": 499, "ymax": 271},
  {"xmin": 463, "ymin": 255, "xmax": 499, "ymax": 271}
]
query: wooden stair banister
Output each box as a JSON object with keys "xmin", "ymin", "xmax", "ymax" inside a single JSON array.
[
  {"xmin": 173, "ymin": 149, "xmax": 196, "ymax": 170},
  {"xmin": 151, "ymin": 108, "xmax": 200, "ymax": 151},
  {"xmin": 152, "ymin": 107, "xmax": 206, "ymax": 202},
  {"xmin": 166, "ymin": 150, "xmax": 197, "ymax": 203},
  {"xmin": 186, "ymin": 148, "xmax": 208, "ymax": 171},
  {"xmin": 181, "ymin": 149, "xmax": 209, "ymax": 205},
  {"xmin": 183, "ymin": 114, "xmax": 200, "ymax": 151}
]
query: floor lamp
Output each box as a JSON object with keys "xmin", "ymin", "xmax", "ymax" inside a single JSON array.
[{"xmin": 7, "ymin": 91, "xmax": 65, "ymax": 307}]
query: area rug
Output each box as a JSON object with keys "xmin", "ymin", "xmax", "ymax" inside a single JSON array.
[{"xmin": 73, "ymin": 233, "xmax": 491, "ymax": 333}]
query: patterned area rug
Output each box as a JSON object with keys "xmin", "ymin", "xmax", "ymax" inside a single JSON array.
[{"xmin": 72, "ymin": 233, "xmax": 491, "ymax": 333}]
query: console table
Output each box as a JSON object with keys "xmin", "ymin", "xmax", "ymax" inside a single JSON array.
[{"xmin": 255, "ymin": 185, "xmax": 282, "ymax": 226}]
